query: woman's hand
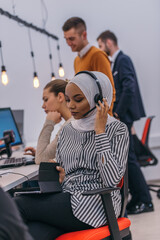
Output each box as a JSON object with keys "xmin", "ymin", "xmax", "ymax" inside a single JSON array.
[
  {"xmin": 46, "ymin": 111, "xmax": 62, "ymax": 124},
  {"xmin": 24, "ymin": 147, "xmax": 36, "ymax": 156},
  {"xmin": 49, "ymin": 159, "xmax": 65, "ymax": 184},
  {"xmin": 56, "ymin": 166, "xmax": 65, "ymax": 184},
  {"xmin": 94, "ymin": 98, "xmax": 109, "ymax": 134}
]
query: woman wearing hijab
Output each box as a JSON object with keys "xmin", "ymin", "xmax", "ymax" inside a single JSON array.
[{"xmin": 15, "ymin": 71, "xmax": 129, "ymax": 240}]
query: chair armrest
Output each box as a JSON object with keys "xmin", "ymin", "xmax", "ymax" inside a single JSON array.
[
  {"xmin": 82, "ymin": 187, "xmax": 120, "ymax": 196},
  {"xmin": 83, "ymin": 186, "xmax": 122, "ymax": 240}
]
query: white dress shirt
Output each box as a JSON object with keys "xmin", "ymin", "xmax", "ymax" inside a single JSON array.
[
  {"xmin": 78, "ymin": 43, "xmax": 92, "ymax": 58},
  {"xmin": 110, "ymin": 49, "xmax": 120, "ymax": 71}
]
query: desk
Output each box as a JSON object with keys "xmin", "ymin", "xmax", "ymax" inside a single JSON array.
[{"xmin": 0, "ymin": 164, "xmax": 39, "ymax": 191}]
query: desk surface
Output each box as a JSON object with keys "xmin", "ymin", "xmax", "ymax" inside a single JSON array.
[{"xmin": 0, "ymin": 164, "xmax": 39, "ymax": 191}]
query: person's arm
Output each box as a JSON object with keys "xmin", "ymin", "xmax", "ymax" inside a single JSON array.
[
  {"xmin": 35, "ymin": 111, "xmax": 62, "ymax": 164},
  {"xmin": 95, "ymin": 122, "xmax": 129, "ymax": 186},
  {"xmin": 94, "ymin": 99, "xmax": 129, "ymax": 186},
  {"xmin": 0, "ymin": 188, "xmax": 33, "ymax": 240},
  {"xmin": 35, "ymin": 119, "xmax": 57, "ymax": 164},
  {"xmin": 114, "ymin": 56, "xmax": 135, "ymax": 118}
]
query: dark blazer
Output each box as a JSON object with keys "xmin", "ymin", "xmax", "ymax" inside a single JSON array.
[{"xmin": 112, "ymin": 51, "xmax": 145, "ymax": 123}]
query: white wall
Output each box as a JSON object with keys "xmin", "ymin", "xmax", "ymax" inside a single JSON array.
[{"xmin": 0, "ymin": 0, "xmax": 160, "ymax": 150}]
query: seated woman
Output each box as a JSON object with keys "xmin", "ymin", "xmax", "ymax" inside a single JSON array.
[
  {"xmin": 24, "ymin": 79, "xmax": 71, "ymax": 164},
  {"xmin": 15, "ymin": 71, "xmax": 129, "ymax": 240}
]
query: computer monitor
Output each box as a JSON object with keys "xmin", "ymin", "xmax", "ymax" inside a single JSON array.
[
  {"xmin": 0, "ymin": 108, "xmax": 23, "ymax": 149},
  {"xmin": 12, "ymin": 109, "xmax": 24, "ymax": 140}
]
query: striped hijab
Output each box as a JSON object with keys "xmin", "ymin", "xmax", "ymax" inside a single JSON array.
[{"xmin": 69, "ymin": 71, "xmax": 116, "ymax": 131}]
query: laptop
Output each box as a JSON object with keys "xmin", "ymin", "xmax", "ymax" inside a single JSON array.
[
  {"xmin": 0, "ymin": 108, "xmax": 35, "ymax": 169},
  {"xmin": 14, "ymin": 162, "xmax": 62, "ymax": 196}
]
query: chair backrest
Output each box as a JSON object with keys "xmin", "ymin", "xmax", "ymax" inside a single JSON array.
[
  {"xmin": 141, "ymin": 116, "xmax": 155, "ymax": 146},
  {"xmin": 133, "ymin": 116, "xmax": 158, "ymax": 167}
]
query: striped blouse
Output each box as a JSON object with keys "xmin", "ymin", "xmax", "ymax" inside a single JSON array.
[{"xmin": 56, "ymin": 120, "xmax": 129, "ymax": 228}]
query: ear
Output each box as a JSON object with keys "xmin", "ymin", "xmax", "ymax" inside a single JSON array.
[
  {"xmin": 106, "ymin": 39, "xmax": 112, "ymax": 47},
  {"xmin": 57, "ymin": 92, "xmax": 65, "ymax": 103},
  {"xmin": 82, "ymin": 31, "xmax": 87, "ymax": 40}
]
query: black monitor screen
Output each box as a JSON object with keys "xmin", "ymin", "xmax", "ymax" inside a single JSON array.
[{"xmin": 0, "ymin": 108, "xmax": 23, "ymax": 149}]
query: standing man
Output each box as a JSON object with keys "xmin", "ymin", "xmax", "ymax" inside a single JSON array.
[
  {"xmin": 97, "ymin": 30, "xmax": 153, "ymax": 214},
  {"xmin": 62, "ymin": 17, "xmax": 115, "ymax": 115}
]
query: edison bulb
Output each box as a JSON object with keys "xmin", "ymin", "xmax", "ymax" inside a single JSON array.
[
  {"xmin": 59, "ymin": 66, "xmax": 65, "ymax": 77},
  {"xmin": 33, "ymin": 76, "xmax": 40, "ymax": 88},
  {"xmin": 1, "ymin": 71, "xmax": 9, "ymax": 85}
]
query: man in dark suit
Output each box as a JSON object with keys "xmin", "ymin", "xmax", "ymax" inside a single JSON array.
[{"xmin": 97, "ymin": 30, "xmax": 153, "ymax": 214}]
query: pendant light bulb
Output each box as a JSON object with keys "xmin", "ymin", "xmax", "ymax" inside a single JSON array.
[
  {"xmin": 58, "ymin": 63, "xmax": 65, "ymax": 77},
  {"xmin": 1, "ymin": 66, "xmax": 9, "ymax": 86},
  {"xmin": 33, "ymin": 72, "xmax": 40, "ymax": 88},
  {"xmin": 51, "ymin": 72, "xmax": 56, "ymax": 81}
]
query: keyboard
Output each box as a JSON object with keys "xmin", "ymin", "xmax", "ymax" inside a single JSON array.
[{"xmin": 0, "ymin": 157, "xmax": 35, "ymax": 169}]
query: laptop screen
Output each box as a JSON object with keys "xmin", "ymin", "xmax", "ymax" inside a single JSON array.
[{"xmin": 0, "ymin": 108, "xmax": 23, "ymax": 149}]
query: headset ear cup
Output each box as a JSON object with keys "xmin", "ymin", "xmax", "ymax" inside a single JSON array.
[{"xmin": 94, "ymin": 94, "xmax": 101, "ymax": 104}]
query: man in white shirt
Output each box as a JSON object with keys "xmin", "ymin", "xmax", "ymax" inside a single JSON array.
[{"xmin": 62, "ymin": 17, "xmax": 115, "ymax": 116}]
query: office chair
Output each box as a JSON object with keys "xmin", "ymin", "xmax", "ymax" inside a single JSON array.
[
  {"xmin": 132, "ymin": 116, "xmax": 160, "ymax": 199},
  {"xmin": 56, "ymin": 167, "xmax": 131, "ymax": 240}
]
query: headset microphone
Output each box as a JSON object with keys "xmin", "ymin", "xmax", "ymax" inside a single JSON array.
[
  {"xmin": 83, "ymin": 106, "xmax": 96, "ymax": 117},
  {"xmin": 75, "ymin": 71, "xmax": 103, "ymax": 118}
]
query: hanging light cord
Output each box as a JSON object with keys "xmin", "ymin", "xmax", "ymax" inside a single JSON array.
[
  {"xmin": 11, "ymin": 0, "xmax": 16, "ymax": 15},
  {"xmin": 40, "ymin": 0, "xmax": 48, "ymax": 29},
  {"xmin": 0, "ymin": 41, "xmax": 4, "ymax": 65},
  {"xmin": 28, "ymin": 29, "xmax": 36, "ymax": 73},
  {"xmin": 47, "ymin": 37, "xmax": 54, "ymax": 73},
  {"xmin": 57, "ymin": 43, "xmax": 62, "ymax": 63}
]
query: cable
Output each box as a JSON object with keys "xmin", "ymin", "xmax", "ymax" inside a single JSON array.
[
  {"xmin": 28, "ymin": 28, "xmax": 36, "ymax": 73},
  {"xmin": 40, "ymin": 0, "xmax": 48, "ymax": 29},
  {"xmin": 47, "ymin": 36, "xmax": 55, "ymax": 79},
  {"xmin": 27, "ymin": 28, "xmax": 40, "ymax": 88},
  {"xmin": 57, "ymin": 43, "xmax": 62, "ymax": 63},
  {"xmin": 0, "ymin": 171, "xmax": 29, "ymax": 182},
  {"xmin": 0, "ymin": 41, "xmax": 4, "ymax": 65},
  {"xmin": 11, "ymin": 0, "xmax": 16, "ymax": 15},
  {"xmin": 0, "ymin": 171, "xmax": 34, "ymax": 188}
]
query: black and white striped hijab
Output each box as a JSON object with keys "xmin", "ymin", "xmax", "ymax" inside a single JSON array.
[{"xmin": 69, "ymin": 71, "xmax": 116, "ymax": 131}]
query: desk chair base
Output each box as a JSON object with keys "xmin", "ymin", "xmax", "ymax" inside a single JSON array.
[{"xmin": 148, "ymin": 184, "xmax": 160, "ymax": 199}]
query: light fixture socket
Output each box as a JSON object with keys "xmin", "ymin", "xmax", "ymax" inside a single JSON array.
[
  {"xmin": 33, "ymin": 71, "xmax": 38, "ymax": 77},
  {"xmin": 51, "ymin": 72, "xmax": 55, "ymax": 78},
  {"xmin": 59, "ymin": 63, "xmax": 63, "ymax": 67},
  {"xmin": 51, "ymin": 72, "xmax": 56, "ymax": 81},
  {"xmin": 1, "ymin": 65, "xmax": 6, "ymax": 72}
]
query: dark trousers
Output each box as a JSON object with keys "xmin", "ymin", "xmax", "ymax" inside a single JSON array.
[
  {"xmin": 126, "ymin": 122, "xmax": 151, "ymax": 203},
  {"xmin": 15, "ymin": 192, "xmax": 93, "ymax": 240}
]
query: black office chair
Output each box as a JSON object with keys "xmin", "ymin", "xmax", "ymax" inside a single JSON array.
[
  {"xmin": 56, "ymin": 167, "xmax": 132, "ymax": 240},
  {"xmin": 132, "ymin": 116, "xmax": 160, "ymax": 198}
]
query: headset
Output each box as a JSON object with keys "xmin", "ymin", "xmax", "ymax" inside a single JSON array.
[{"xmin": 75, "ymin": 71, "xmax": 103, "ymax": 117}]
